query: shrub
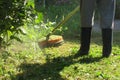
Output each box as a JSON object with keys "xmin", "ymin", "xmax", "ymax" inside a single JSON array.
[{"xmin": 0, "ymin": 0, "xmax": 26, "ymax": 48}]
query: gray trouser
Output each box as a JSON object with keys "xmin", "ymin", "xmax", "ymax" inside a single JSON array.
[{"xmin": 80, "ymin": 0, "xmax": 116, "ymax": 29}]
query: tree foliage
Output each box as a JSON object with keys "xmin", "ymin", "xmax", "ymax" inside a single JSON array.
[
  {"xmin": 34, "ymin": 0, "xmax": 70, "ymax": 11},
  {"xmin": 0, "ymin": 0, "xmax": 26, "ymax": 48}
]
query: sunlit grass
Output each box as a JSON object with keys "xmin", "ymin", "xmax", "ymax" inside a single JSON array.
[{"xmin": 0, "ymin": 31, "xmax": 120, "ymax": 80}]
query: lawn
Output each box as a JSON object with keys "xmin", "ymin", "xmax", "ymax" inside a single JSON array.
[{"xmin": 0, "ymin": 32, "xmax": 120, "ymax": 80}]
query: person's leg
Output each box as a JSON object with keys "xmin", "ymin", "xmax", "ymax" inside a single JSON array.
[
  {"xmin": 75, "ymin": 0, "xmax": 96, "ymax": 57},
  {"xmin": 102, "ymin": 29, "xmax": 113, "ymax": 57},
  {"xmin": 80, "ymin": 0, "xmax": 96, "ymax": 28},
  {"xmin": 97, "ymin": 0, "xmax": 116, "ymax": 57},
  {"xmin": 76, "ymin": 27, "xmax": 92, "ymax": 56}
]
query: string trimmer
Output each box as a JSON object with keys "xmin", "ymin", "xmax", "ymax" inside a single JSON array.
[{"xmin": 38, "ymin": 5, "xmax": 80, "ymax": 48}]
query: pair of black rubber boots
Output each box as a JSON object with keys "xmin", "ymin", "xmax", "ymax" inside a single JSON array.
[{"xmin": 75, "ymin": 27, "xmax": 112, "ymax": 58}]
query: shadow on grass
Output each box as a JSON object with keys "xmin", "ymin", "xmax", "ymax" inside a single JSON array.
[
  {"xmin": 79, "ymin": 56, "xmax": 103, "ymax": 64},
  {"xmin": 13, "ymin": 54, "xmax": 103, "ymax": 80},
  {"xmin": 14, "ymin": 55, "xmax": 75, "ymax": 80}
]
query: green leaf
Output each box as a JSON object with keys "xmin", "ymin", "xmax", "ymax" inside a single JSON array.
[
  {"xmin": 35, "ymin": 13, "xmax": 43, "ymax": 23},
  {"xmin": 10, "ymin": 36, "xmax": 22, "ymax": 43},
  {"xmin": 18, "ymin": 27, "xmax": 27, "ymax": 35}
]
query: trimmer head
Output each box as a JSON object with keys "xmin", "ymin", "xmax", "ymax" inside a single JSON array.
[{"xmin": 38, "ymin": 35, "xmax": 64, "ymax": 48}]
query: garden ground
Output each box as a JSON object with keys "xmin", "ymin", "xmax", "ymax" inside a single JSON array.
[{"xmin": 0, "ymin": 30, "xmax": 120, "ymax": 80}]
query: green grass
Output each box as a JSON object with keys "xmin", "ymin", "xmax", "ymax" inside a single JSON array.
[{"xmin": 0, "ymin": 32, "xmax": 120, "ymax": 80}]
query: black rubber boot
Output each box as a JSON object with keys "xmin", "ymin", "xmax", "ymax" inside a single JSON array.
[
  {"xmin": 102, "ymin": 29, "xmax": 113, "ymax": 58},
  {"xmin": 74, "ymin": 27, "xmax": 92, "ymax": 57}
]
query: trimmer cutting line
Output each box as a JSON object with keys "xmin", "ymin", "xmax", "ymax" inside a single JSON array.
[{"xmin": 38, "ymin": 5, "xmax": 80, "ymax": 48}]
